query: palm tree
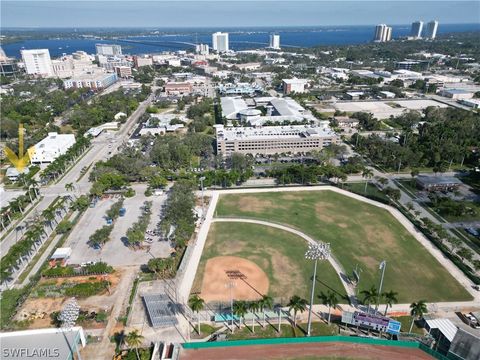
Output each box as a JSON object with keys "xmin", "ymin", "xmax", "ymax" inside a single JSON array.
[
  {"xmin": 248, "ymin": 301, "xmax": 260, "ymax": 332},
  {"xmin": 382, "ymin": 290, "xmax": 398, "ymax": 316},
  {"xmin": 409, "ymin": 300, "xmax": 428, "ymax": 333},
  {"xmin": 188, "ymin": 295, "xmax": 205, "ymax": 335},
  {"xmin": 287, "ymin": 295, "xmax": 307, "ymax": 328},
  {"xmin": 233, "ymin": 300, "xmax": 248, "ymax": 329},
  {"xmin": 318, "ymin": 291, "xmax": 338, "ymax": 323},
  {"xmin": 65, "ymin": 182, "xmax": 74, "ymax": 192},
  {"xmin": 27, "ymin": 178, "xmax": 39, "ymax": 197},
  {"xmin": 362, "ymin": 168, "xmax": 374, "ymax": 194},
  {"xmin": 42, "ymin": 208, "xmax": 56, "ymax": 230},
  {"xmin": 360, "ymin": 286, "xmax": 378, "ymax": 314},
  {"xmin": 258, "ymin": 295, "xmax": 273, "ymax": 327},
  {"xmin": 125, "ymin": 329, "xmax": 144, "ymax": 360}
]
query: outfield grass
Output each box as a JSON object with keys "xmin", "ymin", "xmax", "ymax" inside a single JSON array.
[
  {"xmin": 215, "ymin": 190, "xmax": 472, "ymax": 303},
  {"xmin": 192, "ymin": 222, "xmax": 348, "ymax": 303}
]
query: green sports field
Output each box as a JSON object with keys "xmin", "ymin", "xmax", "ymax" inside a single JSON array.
[
  {"xmin": 214, "ymin": 190, "xmax": 472, "ymax": 303},
  {"xmin": 192, "ymin": 221, "xmax": 348, "ymax": 303}
]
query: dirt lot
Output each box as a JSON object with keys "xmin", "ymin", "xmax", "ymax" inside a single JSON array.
[
  {"xmin": 180, "ymin": 342, "xmax": 434, "ymax": 360},
  {"xmin": 15, "ymin": 271, "xmax": 123, "ymax": 329},
  {"xmin": 200, "ymin": 256, "xmax": 269, "ymax": 302}
]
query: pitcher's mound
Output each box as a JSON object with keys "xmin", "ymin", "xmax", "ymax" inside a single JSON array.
[{"xmin": 200, "ymin": 256, "xmax": 269, "ymax": 302}]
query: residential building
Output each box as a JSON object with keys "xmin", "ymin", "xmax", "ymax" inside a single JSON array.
[
  {"xmin": 269, "ymin": 34, "xmax": 280, "ymax": 49},
  {"xmin": 115, "ymin": 66, "xmax": 132, "ymax": 78},
  {"xmin": 374, "ymin": 24, "xmax": 392, "ymax": 42},
  {"xmin": 212, "ymin": 32, "xmax": 229, "ymax": 53},
  {"xmin": 410, "ymin": 21, "xmax": 424, "ymax": 38},
  {"xmin": 164, "ymin": 82, "xmax": 193, "ymax": 96},
  {"xmin": 215, "ymin": 124, "xmax": 338, "ymax": 157},
  {"xmin": 95, "ymin": 43, "xmax": 122, "ymax": 56},
  {"xmin": 51, "ymin": 57, "xmax": 74, "ymax": 78},
  {"xmin": 425, "ymin": 20, "xmax": 439, "ymax": 39},
  {"xmin": 195, "ymin": 43, "xmax": 210, "ymax": 55},
  {"xmin": 21, "ymin": 49, "xmax": 53, "ymax": 77},
  {"xmin": 133, "ymin": 56, "xmax": 153, "ymax": 68},
  {"xmin": 282, "ymin": 78, "xmax": 309, "ymax": 94},
  {"xmin": 0, "ymin": 47, "xmax": 18, "ymax": 77},
  {"xmin": 63, "ymin": 71, "xmax": 117, "ymax": 90},
  {"xmin": 28, "ymin": 132, "xmax": 76, "ymax": 164}
]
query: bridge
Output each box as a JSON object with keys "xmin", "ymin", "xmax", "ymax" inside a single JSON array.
[{"xmin": 117, "ymin": 38, "xmax": 301, "ymax": 49}]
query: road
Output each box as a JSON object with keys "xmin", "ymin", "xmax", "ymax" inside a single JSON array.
[{"xmin": 0, "ymin": 92, "xmax": 154, "ymax": 281}]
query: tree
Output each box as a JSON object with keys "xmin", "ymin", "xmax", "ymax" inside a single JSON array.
[
  {"xmin": 248, "ymin": 301, "xmax": 260, "ymax": 332},
  {"xmin": 409, "ymin": 300, "xmax": 428, "ymax": 333},
  {"xmin": 360, "ymin": 286, "xmax": 378, "ymax": 314},
  {"xmin": 362, "ymin": 168, "xmax": 374, "ymax": 194},
  {"xmin": 318, "ymin": 291, "xmax": 338, "ymax": 323},
  {"xmin": 382, "ymin": 290, "xmax": 398, "ymax": 316},
  {"xmin": 456, "ymin": 247, "xmax": 474, "ymax": 263},
  {"xmin": 125, "ymin": 329, "xmax": 144, "ymax": 360},
  {"xmin": 258, "ymin": 294, "xmax": 273, "ymax": 327},
  {"xmin": 188, "ymin": 295, "xmax": 205, "ymax": 335},
  {"xmin": 287, "ymin": 295, "xmax": 307, "ymax": 328},
  {"xmin": 233, "ymin": 300, "xmax": 248, "ymax": 329}
]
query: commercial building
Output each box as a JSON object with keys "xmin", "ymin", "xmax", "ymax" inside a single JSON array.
[
  {"xmin": 379, "ymin": 91, "xmax": 396, "ymax": 99},
  {"xmin": 215, "ymin": 124, "xmax": 338, "ymax": 156},
  {"xmin": 133, "ymin": 56, "xmax": 153, "ymax": 68},
  {"xmin": 440, "ymin": 89, "xmax": 474, "ymax": 100},
  {"xmin": 425, "ymin": 20, "xmax": 439, "ymax": 39},
  {"xmin": 269, "ymin": 34, "xmax": 280, "ymax": 49},
  {"xmin": 95, "ymin": 43, "xmax": 122, "ymax": 56},
  {"xmin": 212, "ymin": 32, "xmax": 229, "ymax": 53},
  {"xmin": 282, "ymin": 78, "xmax": 309, "ymax": 95},
  {"xmin": 96, "ymin": 55, "xmax": 132, "ymax": 71},
  {"xmin": 448, "ymin": 328, "xmax": 480, "ymax": 360},
  {"xmin": 459, "ymin": 98, "xmax": 480, "ymax": 109},
  {"xmin": 374, "ymin": 24, "xmax": 392, "ymax": 42},
  {"xmin": 63, "ymin": 71, "xmax": 117, "ymax": 90},
  {"xmin": 395, "ymin": 60, "xmax": 420, "ymax": 70},
  {"xmin": 21, "ymin": 49, "xmax": 53, "ymax": 77},
  {"xmin": 416, "ymin": 175, "xmax": 462, "ymax": 192},
  {"xmin": 28, "ymin": 132, "xmax": 76, "ymax": 164},
  {"xmin": 164, "ymin": 82, "xmax": 193, "ymax": 96},
  {"xmin": 411, "ymin": 21, "xmax": 424, "ymax": 38},
  {"xmin": 115, "ymin": 66, "xmax": 132, "ymax": 78}
]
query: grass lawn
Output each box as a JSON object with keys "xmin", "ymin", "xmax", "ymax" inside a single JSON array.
[
  {"xmin": 215, "ymin": 190, "xmax": 472, "ymax": 303},
  {"xmin": 392, "ymin": 316, "xmax": 424, "ymax": 335},
  {"xmin": 191, "ymin": 324, "xmax": 221, "ymax": 338},
  {"xmin": 343, "ymin": 182, "xmax": 389, "ymax": 202},
  {"xmin": 192, "ymin": 222, "xmax": 348, "ymax": 303},
  {"xmin": 227, "ymin": 321, "xmax": 337, "ymax": 340}
]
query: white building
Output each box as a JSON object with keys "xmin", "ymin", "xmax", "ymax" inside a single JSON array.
[
  {"xmin": 374, "ymin": 24, "xmax": 392, "ymax": 42},
  {"xmin": 425, "ymin": 20, "xmax": 439, "ymax": 39},
  {"xmin": 63, "ymin": 70, "xmax": 117, "ymax": 90},
  {"xmin": 21, "ymin": 49, "xmax": 53, "ymax": 77},
  {"xmin": 215, "ymin": 124, "xmax": 338, "ymax": 157},
  {"xmin": 95, "ymin": 44, "xmax": 122, "ymax": 56},
  {"xmin": 212, "ymin": 32, "xmax": 229, "ymax": 53},
  {"xmin": 282, "ymin": 78, "xmax": 309, "ymax": 94},
  {"xmin": 411, "ymin": 21, "xmax": 424, "ymax": 38},
  {"xmin": 195, "ymin": 43, "xmax": 210, "ymax": 55},
  {"xmin": 269, "ymin": 34, "xmax": 280, "ymax": 49},
  {"xmin": 29, "ymin": 132, "xmax": 76, "ymax": 164}
]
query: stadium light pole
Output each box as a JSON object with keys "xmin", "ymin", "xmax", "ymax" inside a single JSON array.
[
  {"xmin": 199, "ymin": 176, "xmax": 206, "ymax": 219},
  {"xmin": 305, "ymin": 242, "xmax": 331, "ymax": 337},
  {"xmin": 375, "ymin": 260, "xmax": 387, "ymax": 312}
]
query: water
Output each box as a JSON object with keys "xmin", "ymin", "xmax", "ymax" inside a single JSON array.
[{"xmin": 2, "ymin": 24, "xmax": 479, "ymax": 58}]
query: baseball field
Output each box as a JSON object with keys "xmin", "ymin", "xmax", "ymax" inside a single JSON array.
[{"xmin": 206, "ymin": 190, "xmax": 471, "ymax": 303}]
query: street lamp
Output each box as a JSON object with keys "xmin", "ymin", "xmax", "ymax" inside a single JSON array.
[
  {"xmin": 305, "ymin": 242, "xmax": 331, "ymax": 337},
  {"xmin": 375, "ymin": 260, "xmax": 387, "ymax": 312}
]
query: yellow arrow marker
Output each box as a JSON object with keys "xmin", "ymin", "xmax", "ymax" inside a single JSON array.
[{"xmin": 4, "ymin": 124, "xmax": 35, "ymax": 172}]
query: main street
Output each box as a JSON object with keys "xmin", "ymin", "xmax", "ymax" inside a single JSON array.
[{"xmin": 0, "ymin": 92, "xmax": 154, "ymax": 264}]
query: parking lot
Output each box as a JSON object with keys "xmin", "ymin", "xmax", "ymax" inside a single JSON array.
[{"xmin": 66, "ymin": 184, "xmax": 172, "ymax": 266}]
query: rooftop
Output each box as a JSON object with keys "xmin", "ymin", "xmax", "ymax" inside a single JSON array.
[
  {"xmin": 425, "ymin": 318, "xmax": 458, "ymax": 342},
  {"xmin": 216, "ymin": 124, "xmax": 335, "ymax": 141},
  {"xmin": 416, "ymin": 175, "xmax": 463, "ymax": 186}
]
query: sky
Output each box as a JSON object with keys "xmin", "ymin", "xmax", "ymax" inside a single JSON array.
[{"xmin": 1, "ymin": 1, "xmax": 479, "ymax": 28}]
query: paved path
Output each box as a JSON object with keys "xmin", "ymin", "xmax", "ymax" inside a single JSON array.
[{"xmin": 212, "ymin": 217, "xmax": 357, "ymax": 304}]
